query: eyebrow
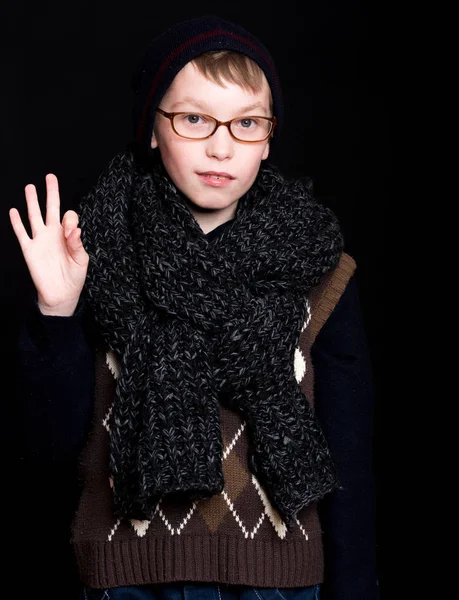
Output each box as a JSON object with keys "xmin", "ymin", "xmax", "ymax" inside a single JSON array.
[{"xmin": 169, "ymin": 97, "xmax": 268, "ymax": 114}]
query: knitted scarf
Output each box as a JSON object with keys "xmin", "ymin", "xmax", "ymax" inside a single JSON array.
[{"xmin": 78, "ymin": 148, "xmax": 344, "ymax": 529}]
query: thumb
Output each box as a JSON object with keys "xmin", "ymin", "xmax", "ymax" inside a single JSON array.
[{"xmin": 66, "ymin": 228, "xmax": 88, "ymax": 261}]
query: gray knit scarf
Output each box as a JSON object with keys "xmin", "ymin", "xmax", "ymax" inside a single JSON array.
[{"xmin": 78, "ymin": 147, "xmax": 344, "ymax": 529}]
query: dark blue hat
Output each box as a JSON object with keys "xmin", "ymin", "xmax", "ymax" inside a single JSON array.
[{"xmin": 131, "ymin": 15, "xmax": 283, "ymax": 153}]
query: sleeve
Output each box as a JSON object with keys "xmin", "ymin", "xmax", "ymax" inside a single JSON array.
[
  {"xmin": 311, "ymin": 276, "xmax": 380, "ymax": 600},
  {"xmin": 15, "ymin": 295, "xmax": 96, "ymax": 465}
]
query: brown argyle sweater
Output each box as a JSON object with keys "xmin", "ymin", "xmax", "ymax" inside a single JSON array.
[{"xmin": 71, "ymin": 252, "xmax": 356, "ymax": 590}]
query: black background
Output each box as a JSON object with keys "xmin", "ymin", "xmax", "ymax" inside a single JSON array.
[{"xmin": 2, "ymin": 1, "xmax": 388, "ymax": 597}]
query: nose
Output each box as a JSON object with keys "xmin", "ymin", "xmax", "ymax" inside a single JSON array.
[{"xmin": 205, "ymin": 124, "xmax": 234, "ymax": 160}]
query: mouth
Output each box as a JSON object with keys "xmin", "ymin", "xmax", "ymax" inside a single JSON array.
[
  {"xmin": 197, "ymin": 171, "xmax": 235, "ymax": 180},
  {"xmin": 197, "ymin": 171, "xmax": 235, "ymax": 187}
]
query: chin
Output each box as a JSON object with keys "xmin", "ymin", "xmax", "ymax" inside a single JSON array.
[
  {"xmin": 193, "ymin": 204, "xmax": 233, "ymax": 214},
  {"xmin": 187, "ymin": 197, "xmax": 234, "ymax": 210}
]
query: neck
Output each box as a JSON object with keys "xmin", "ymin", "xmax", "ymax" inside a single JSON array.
[{"xmin": 184, "ymin": 200, "xmax": 238, "ymax": 234}]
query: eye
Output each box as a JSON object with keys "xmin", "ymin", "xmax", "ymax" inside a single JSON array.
[
  {"xmin": 184, "ymin": 114, "xmax": 205, "ymax": 125},
  {"xmin": 235, "ymin": 118, "xmax": 258, "ymax": 129}
]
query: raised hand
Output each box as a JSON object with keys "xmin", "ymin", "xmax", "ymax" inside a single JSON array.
[{"xmin": 9, "ymin": 173, "xmax": 89, "ymax": 316}]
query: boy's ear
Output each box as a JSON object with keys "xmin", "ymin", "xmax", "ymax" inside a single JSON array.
[
  {"xmin": 262, "ymin": 141, "xmax": 270, "ymax": 161},
  {"xmin": 150, "ymin": 128, "xmax": 158, "ymax": 149}
]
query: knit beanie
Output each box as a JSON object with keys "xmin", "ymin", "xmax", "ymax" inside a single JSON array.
[{"xmin": 131, "ymin": 15, "xmax": 283, "ymax": 154}]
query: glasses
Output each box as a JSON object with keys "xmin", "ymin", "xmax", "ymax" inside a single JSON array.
[{"xmin": 156, "ymin": 108, "xmax": 277, "ymax": 142}]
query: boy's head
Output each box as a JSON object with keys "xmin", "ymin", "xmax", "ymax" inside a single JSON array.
[
  {"xmin": 131, "ymin": 15, "xmax": 282, "ymax": 222},
  {"xmin": 132, "ymin": 15, "xmax": 283, "ymax": 149}
]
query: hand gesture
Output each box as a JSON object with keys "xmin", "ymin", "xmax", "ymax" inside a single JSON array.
[{"xmin": 9, "ymin": 174, "xmax": 89, "ymax": 316}]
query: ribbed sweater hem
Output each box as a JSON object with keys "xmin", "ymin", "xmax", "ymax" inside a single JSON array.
[{"xmin": 73, "ymin": 535, "xmax": 323, "ymax": 589}]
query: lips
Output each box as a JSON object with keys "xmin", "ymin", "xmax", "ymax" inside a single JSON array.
[
  {"xmin": 197, "ymin": 171, "xmax": 235, "ymax": 180},
  {"xmin": 197, "ymin": 171, "xmax": 235, "ymax": 188}
]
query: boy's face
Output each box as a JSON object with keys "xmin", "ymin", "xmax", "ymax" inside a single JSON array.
[{"xmin": 151, "ymin": 61, "xmax": 271, "ymax": 230}]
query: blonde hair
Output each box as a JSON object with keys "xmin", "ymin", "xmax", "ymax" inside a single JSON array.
[{"xmin": 192, "ymin": 51, "xmax": 273, "ymax": 113}]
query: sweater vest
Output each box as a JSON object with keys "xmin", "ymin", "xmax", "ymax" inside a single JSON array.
[{"xmin": 71, "ymin": 253, "xmax": 356, "ymax": 589}]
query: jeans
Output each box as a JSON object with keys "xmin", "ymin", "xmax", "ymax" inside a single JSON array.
[{"xmin": 81, "ymin": 582, "xmax": 320, "ymax": 600}]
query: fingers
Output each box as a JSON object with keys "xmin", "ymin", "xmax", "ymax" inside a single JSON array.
[
  {"xmin": 9, "ymin": 207, "xmax": 31, "ymax": 249},
  {"xmin": 62, "ymin": 210, "xmax": 79, "ymax": 238},
  {"xmin": 13, "ymin": 174, "xmax": 73, "ymax": 244},
  {"xmin": 67, "ymin": 227, "xmax": 83, "ymax": 251},
  {"xmin": 66, "ymin": 227, "xmax": 89, "ymax": 268},
  {"xmin": 45, "ymin": 173, "xmax": 61, "ymax": 226},
  {"xmin": 24, "ymin": 183, "xmax": 45, "ymax": 237}
]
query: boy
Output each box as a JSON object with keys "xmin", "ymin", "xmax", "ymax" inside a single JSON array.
[{"xmin": 10, "ymin": 15, "xmax": 378, "ymax": 600}]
